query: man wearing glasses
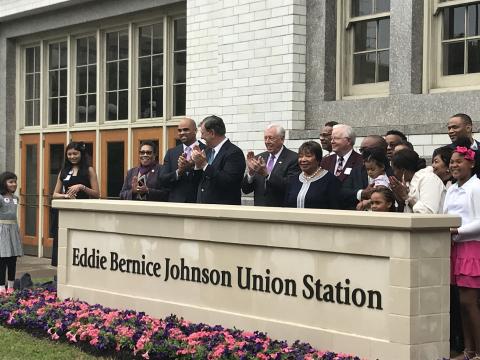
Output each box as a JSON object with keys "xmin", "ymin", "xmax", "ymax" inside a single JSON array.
[{"xmin": 119, "ymin": 141, "xmax": 168, "ymax": 201}]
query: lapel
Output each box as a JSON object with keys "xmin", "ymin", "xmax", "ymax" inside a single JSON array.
[
  {"xmin": 270, "ymin": 147, "xmax": 287, "ymax": 174},
  {"xmin": 208, "ymin": 140, "xmax": 229, "ymax": 166}
]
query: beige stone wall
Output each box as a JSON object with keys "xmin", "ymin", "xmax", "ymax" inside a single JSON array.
[{"xmin": 54, "ymin": 200, "xmax": 460, "ymax": 360}]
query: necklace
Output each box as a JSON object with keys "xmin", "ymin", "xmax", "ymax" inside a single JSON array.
[{"xmin": 303, "ymin": 167, "xmax": 321, "ymax": 180}]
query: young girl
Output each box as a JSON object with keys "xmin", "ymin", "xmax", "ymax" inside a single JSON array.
[
  {"xmin": 369, "ymin": 186, "xmax": 396, "ymax": 212},
  {"xmin": 444, "ymin": 147, "xmax": 480, "ymax": 360},
  {"xmin": 0, "ymin": 172, "xmax": 23, "ymax": 294},
  {"xmin": 357, "ymin": 149, "xmax": 390, "ymax": 210}
]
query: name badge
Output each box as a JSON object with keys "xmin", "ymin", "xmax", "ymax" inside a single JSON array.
[
  {"xmin": 344, "ymin": 167, "xmax": 352, "ymax": 175},
  {"xmin": 13, "ymin": 198, "xmax": 18, "ymax": 204}
]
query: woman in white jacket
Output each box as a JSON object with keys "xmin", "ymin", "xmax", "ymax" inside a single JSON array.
[{"xmin": 444, "ymin": 146, "xmax": 480, "ymax": 360}]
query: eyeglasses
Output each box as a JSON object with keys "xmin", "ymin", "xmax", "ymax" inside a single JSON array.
[{"xmin": 139, "ymin": 150, "xmax": 153, "ymax": 155}]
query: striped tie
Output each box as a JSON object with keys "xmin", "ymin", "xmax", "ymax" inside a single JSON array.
[{"xmin": 335, "ymin": 156, "xmax": 344, "ymax": 176}]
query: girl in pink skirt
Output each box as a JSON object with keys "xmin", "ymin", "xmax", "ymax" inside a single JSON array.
[{"xmin": 444, "ymin": 146, "xmax": 480, "ymax": 360}]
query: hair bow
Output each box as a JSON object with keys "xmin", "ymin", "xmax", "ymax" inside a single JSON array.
[{"xmin": 454, "ymin": 146, "xmax": 475, "ymax": 161}]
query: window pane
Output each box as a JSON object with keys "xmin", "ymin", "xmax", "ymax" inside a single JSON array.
[
  {"xmin": 139, "ymin": 88, "xmax": 151, "ymax": 118},
  {"xmin": 119, "ymin": 60, "xmax": 128, "ymax": 90},
  {"xmin": 444, "ymin": 6, "xmax": 466, "ymax": 40},
  {"xmin": 174, "ymin": 52, "xmax": 187, "ymax": 84},
  {"xmin": 354, "ymin": 52, "xmax": 376, "ymax": 84},
  {"xmin": 107, "ymin": 92, "xmax": 117, "ymax": 120},
  {"xmin": 375, "ymin": 0, "xmax": 389, "ymax": 13},
  {"xmin": 49, "ymin": 98, "xmax": 58, "ymax": 124},
  {"xmin": 152, "ymin": 55, "xmax": 163, "ymax": 86},
  {"xmin": 153, "ymin": 23, "xmax": 164, "ymax": 54},
  {"xmin": 107, "ymin": 62, "xmax": 118, "ymax": 91},
  {"xmin": 173, "ymin": 85, "xmax": 186, "ymax": 116},
  {"xmin": 443, "ymin": 41, "xmax": 465, "ymax": 75},
  {"xmin": 34, "ymin": 74, "xmax": 40, "ymax": 98},
  {"xmin": 118, "ymin": 90, "xmax": 128, "ymax": 120},
  {"xmin": 377, "ymin": 50, "xmax": 389, "ymax": 81},
  {"xmin": 60, "ymin": 42, "xmax": 68, "ymax": 68},
  {"xmin": 106, "ymin": 32, "xmax": 118, "ymax": 61},
  {"xmin": 25, "ymin": 144, "xmax": 38, "ymax": 236},
  {"xmin": 174, "ymin": 19, "xmax": 186, "ymax": 51},
  {"xmin": 76, "ymin": 95, "xmax": 87, "ymax": 123},
  {"xmin": 34, "ymin": 100, "xmax": 40, "ymax": 126},
  {"xmin": 59, "ymin": 97, "xmax": 67, "ymax": 124},
  {"xmin": 25, "ymin": 101, "xmax": 33, "ymax": 126},
  {"xmin": 468, "ymin": 39, "xmax": 480, "ymax": 73},
  {"xmin": 139, "ymin": 26, "xmax": 152, "ymax": 57},
  {"xmin": 87, "ymin": 94, "xmax": 96, "ymax": 122},
  {"xmin": 77, "ymin": 37, "xmax": 88, "ymax": 66},
  {"xmin": 378, "ymin": 18, "xmax": 389, "ymax": 49},
  {"xmin": 26, "ymin": 47, "xmax": 35, "ymax": 73},
  {"xmin": 88, "ymin": 66, "xmax": 96, "ymax": 93},
  {"xmin": 34, "ymin": 47, "xmax": 40, "ymax": 72},
  {"xmin": 77, "ymin": 67, "xmax": 87, "ymax": 94},
  {"xmin": 49, "ymin": 72, "xmax": 58, "ymax": 97},
  {"xmin": 89, "ymin": 37, "xmax": 97, "ymax": 64},
  {"xmin": 60, "ymin": 69, "xmax": 67, "ymax": 96},
  {"xmin": 468, "ymin": 4, "xmax": 480, "ymax": 36},
  {"xmin": 26, "ymin": 75, "xmax": 34, "ymax": 100},
  {"xmin": 139, "ymin": 57, "xmax": 151, "ymax": 88},
  {"xmin": 119, "ymin": 30, "xmax": 129, "ymax": 60},
  {"xmin": 49, "ymin": 44, "xmax": 59, "ymax": 69},
  {"xmin": 153, "ymin": 87, "xmax": 163, "ymax": 118},
  {"xmin": 354, "ymin": 21, "xmax": 377, "ymax": 52},
  {"xmin": 107, "ymin": 142, "xmax": 124, "ymax": 198},
  {"xmin": 351, "ymin": 0, "xmax": 373, "ymax": 17}
]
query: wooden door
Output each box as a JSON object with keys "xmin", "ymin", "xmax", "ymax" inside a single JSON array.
[
  {"xmin": 132, "ymin": 127, "xmax": 163, "ymax": 164},
  {"xmin": 70, "ymin": 131, "xmax": 96, "ymax": 169},
  {"xmin": 19, "ymin": 134, "xmax": 40, "ymax": 256},
  {"xmin": 100, "ymin": 130, "xmax": 127, "ymax": 199}
]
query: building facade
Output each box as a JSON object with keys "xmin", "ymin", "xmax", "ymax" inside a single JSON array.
[{"xmin": 0, "ymin": 0, "xmax": 479, "ymax": 256}]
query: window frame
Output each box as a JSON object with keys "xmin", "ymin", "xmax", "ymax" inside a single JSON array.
[
  {"xmin": 23, "ymin": 44, "xmax": 42, "ymax": 128},
  {"xmin": 337, "ymin": 0, "xmax": 391, "ymax": 98},
  {"xmin": 425, "ymin": 0, "xmax": 480, "ymax": 92},
  {"xmin": 46, "ymin": 38, "xmax": 69, "ymax": 127}
]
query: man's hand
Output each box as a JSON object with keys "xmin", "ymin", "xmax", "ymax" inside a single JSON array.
[
  {"xmin": 191, "ymin": 145, "xmax": 207, "ymax": 169},
  {"xmin": 360, "ymin": 183, "xmax": 375, "ymax": 200}
]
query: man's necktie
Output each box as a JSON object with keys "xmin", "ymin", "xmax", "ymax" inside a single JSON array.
[
  {"xmin": 335, "ymin": 156, "xmax": 344, "ymax": 176},
  {"xmin": 184, "ymin": 146, "xmax": 191, "ymax": 160},
  {"xmin": 207, "ymin": 149, "xmax": 215, "ymax": 165},
  {"xmin": 266, "ymin": 154, "xmax": 275, "ymax": 174}
]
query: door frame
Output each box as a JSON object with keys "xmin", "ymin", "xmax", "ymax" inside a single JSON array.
[
  {"xmin": 70, "ymin": 130, "xmax": 97, "ymax": 169},
  {"xmin": 100, "ymin": 129, "xmax": 128, "ymax": 199}
]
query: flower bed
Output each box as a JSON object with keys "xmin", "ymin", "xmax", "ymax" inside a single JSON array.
[{"xmin": 0, "ymin": 287, "xmax": 361, "ymax": 359}]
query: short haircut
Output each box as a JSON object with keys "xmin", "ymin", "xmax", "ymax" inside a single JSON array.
[
  {"xmin": 266, "ymin": 123, "xmax": 286, "ymax": 138},
  {"xmin": 0, "ymin": 171, "xmax": 17, "ymax": 195},
  {"xmin": 333, "ymin": 124, "xmax": 356, "ymax": 145},
  {"xmin": 391, "ymin": 149, "xmax": 426, "ymax": 172},
  {"xmin": 396, "ymin": 139, "xmax": 414, "ymax": 150},
  {"xmin": 140, "ymin": 140, "xmax": 157, "ymax": 154},
  {"xmin": 365, "ymin": 135, "xmax": 388, "ymax": 151},
  {"xmin": 432, "ymin": 146, "xmax": 454, "ymax": 167},
  {"xmin": 385, "ymin": 129, "xmax": 407, "ymax": 141},
  {"xmin": 298, "ymin": 141, "xmax": 323, "ymax": 162},
  {"xmin": 202, "ymin": 115, "xmax": 226, "ymax": 136},
  {"xmin": 324, "ymin": 121, "xmax": 339, "ymax": 128},
  {"xmin": 451, "ymin": 113, "xmax": 473, "ymax": 126}
]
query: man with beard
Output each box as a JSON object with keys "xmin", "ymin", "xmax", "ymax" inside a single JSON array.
[{"xmin": 159, "ymin": 118, "xmax": 205, "ymax": 203}]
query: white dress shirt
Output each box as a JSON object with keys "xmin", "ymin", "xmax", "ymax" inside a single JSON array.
[{"xmin": 404, "ymin": 166, "xmax": 445, "ymax": 214}]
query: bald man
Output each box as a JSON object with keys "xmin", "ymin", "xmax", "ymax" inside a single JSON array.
[{"xmin": 159, "ymin": 118, "xmax": 206, "ymax": 202}]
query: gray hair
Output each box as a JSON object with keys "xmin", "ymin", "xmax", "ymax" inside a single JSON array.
[
  {"xmin": 265, "ymin": 123, "xmax": 286, "ymax": 139},
  {"xmin": 333, "ymin": 124, "xmax": 356, "ymax": 146}
]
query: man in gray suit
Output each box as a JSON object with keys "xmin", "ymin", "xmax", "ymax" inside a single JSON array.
[{"xmin": 241, "ymin": 124, "xmax": 300, "ymax": 207}]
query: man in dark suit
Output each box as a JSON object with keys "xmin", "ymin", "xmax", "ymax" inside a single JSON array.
[
  {"xmin": 159, "ymin": 118, "xmax": 205, "ymax": 203},
  {"xmin": 241, "ymin": 124, "xmax": 299, "ymax": 206},
  {"xmin": 320, "ymin": 124, "xmax": 363, "ymax": 182},
  {"xmin": 340, "ymin": 135, "xmax": 393, "ymax": 210},
  {"xmin": 191, "ymin": 115, "xmax": 246, "ymax": 205}
]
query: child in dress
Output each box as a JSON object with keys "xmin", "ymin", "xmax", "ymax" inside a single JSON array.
[
  {"xmin": 0, "ymin": 172, "xmax": 23, "ymax": 294},
  {"xmin": 357, "ymin": 149, "xmax": 390, "ymax": 210},
  {"xmin": 369, "ymin": 186, "xmax": 396, "ymax": 212}
]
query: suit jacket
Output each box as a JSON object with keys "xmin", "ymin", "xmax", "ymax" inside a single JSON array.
[
  {"xmin": 194, "ymin": 139, "xmax": 246, "ymax": 205},
  {"xmin": 320, "ymin": 150, "xmax": 363, "ymax": 182},
  {"xmin": 340, "ymin": 164, "xmax": 394, "ymax": 210},
  {"xmin": 159, "ymin": 142, "xmax": 206, "ymax": 203},
  {"xmin": 241, "ymin": 146, "xmax": 300, "ymax": 207},
  {"xmin": 119, "ymin": 163, "xmax": 168, "ymax": 201}
]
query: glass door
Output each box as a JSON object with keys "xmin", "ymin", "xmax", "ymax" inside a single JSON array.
[
  {"xmin": 19, "ymin": 134, "xmax": 40, "ymax": 256},
  {"xmin": 42, "ymin": 132, "xmax": 66, "ymax": 257},
  {"xmin": 100, "ymin": 130, "xmax": 127, "ymax": 199}
]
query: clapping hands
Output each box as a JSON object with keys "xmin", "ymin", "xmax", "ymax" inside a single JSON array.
[{"xmin": 246, "ymin": 151, "xmax": 268, "ymax": 177}]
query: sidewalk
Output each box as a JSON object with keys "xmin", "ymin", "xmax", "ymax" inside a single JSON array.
[{"xmin": 16, "ymin": 255, "xmax": 56, "ymax": 280}]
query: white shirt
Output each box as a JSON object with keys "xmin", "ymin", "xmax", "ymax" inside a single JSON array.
[
  {"xmin": 334, "ymin": 149, "xmax": 353, "ymax": 175},
  {"xmin": 444, "ymin": 175, "xmax": 480, "ymax": 242},
  {"xmin": 404, "ymin": 166, "xmax": 445, "ymax": 214}
]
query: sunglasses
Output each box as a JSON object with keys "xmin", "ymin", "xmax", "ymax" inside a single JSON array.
[{"xmin": 139, "ymin": 150, "xmax": 153, "ymax": 155}]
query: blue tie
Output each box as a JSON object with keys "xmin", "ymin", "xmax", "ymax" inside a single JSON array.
[{"xmin": 207, "ymin": 149, "xmax": 215, "ymax": 165}]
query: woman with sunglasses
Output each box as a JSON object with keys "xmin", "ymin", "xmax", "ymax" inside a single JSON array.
[{"xmin": 119, "ymin": 141, "xmax": 168, "ymax": 201}]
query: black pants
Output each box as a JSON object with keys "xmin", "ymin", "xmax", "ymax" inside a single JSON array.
[{"xmin": 0, "ymin": 256, "xmax": 17, "ymax": 286}]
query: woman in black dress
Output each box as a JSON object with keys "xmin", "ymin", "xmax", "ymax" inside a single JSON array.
[
  {"xmin": 51, "ymin": 142, "xmax": 99, "ymax": 266},
  {"xmin": 284, "ymin": 141, "xmax": 341, "ymax": 209}
]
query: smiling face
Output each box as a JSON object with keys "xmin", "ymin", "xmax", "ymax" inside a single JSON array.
[
  {"xmin": 139, "ymin": 144, "xmax": 155, "ymax": 167},
  {"xmin": 331, "ymin": 127, "xmax": 352, "ymax": 156},
  {"xmin": 177, "ymin": 118, "xmax": 197, "ymax": 146},
  {"xmin": 370, "ymin": 192, "xmax": 392, "ymax": 212},
  {"xmin": 432, "ymin": 154, "xmax": 450, "ymax": 183},
  {"xmin": 264, "ymin": 127, "xmax": 284, "ymax": 154},
  {"xmin": 66, "ymin": 148, "xmax": 82, "ymax": 166},
  {"xmin": 449, "ymin": 152, "xmax": 474, "ymax": 185},
  {"xmin": 319, "ymin": 125, "xmax": 333, "ymax": 151},
  {"xmin": 298, "ymin": 150, "xmax": 319, "ymax": 175},
  {"xmin": 448, "ymin": 116, "xmax": 471, "ymax": 143}
]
